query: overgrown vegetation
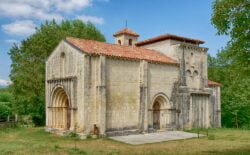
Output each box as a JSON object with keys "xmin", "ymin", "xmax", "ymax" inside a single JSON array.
[
  {"xmin": 0, "ymin": 127, "xmax": 249, "ymax": 154},
  {"xmin": 210, "ymin": 0, "xmax": 250, "ymax": 128},
  {"xmin": 8, "ymin": 20, "xmax": 106, "ymax": 126}
]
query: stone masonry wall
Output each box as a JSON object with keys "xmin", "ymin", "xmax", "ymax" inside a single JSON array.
[
  {"xmin": 209, "ymin": 85, "xmax": 221, "ymax": 127},
  {"xmin": 46, "ymin": 41, "xmax": 85, "ymax": 131},
  {"xmin": 105, "ymin": 58, "xmax": 140, "ymax": 131},
  {"xmin": 147, "ymin": 63, "xmax": 179, "ymax": 129}
]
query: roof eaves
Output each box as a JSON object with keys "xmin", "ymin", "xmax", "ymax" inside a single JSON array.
[
  {"xmin": 64, "ymin": 39, "xmax": 88, "ymax": 54},
  {"xmin": 113, "ymin": 33, "xmax": 139, "ymax": 37},
  {"xmin": 136, "ymin": 34, "xmax": 205, "ymax": 46},
  {"xmin": 208, "ymin": 80, "xmax": 222, "ymax": 86}
]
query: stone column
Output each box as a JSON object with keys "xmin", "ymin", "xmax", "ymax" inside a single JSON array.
[
  {"xmin": 51, "ymin": 108, "xmax": 53, "ymax": 128},
  {"xmin": 180, "ymin": 47, "xmax": 187, "ymax": 86},
  {"xmin": 45, "ymin": 62, "xmax": 48, "ymax": 127},
  {"xmin": 62, "ymin": 107, "xmax": 64, "ymax": 129},
  {"xmin": 96, "ymin": 55, "xmax": 107, "ymax": 135},
  {"xmin": 206, "ymin": 96, "xmax": 210, "ymax": 128},
  {"xmin": 55, "ymin": 108, "xmax": 58, "ymax": 128},
  {"xmin": 70, "ymin": 78, "xmax": 77, "ymax": 131},
  {"xmin": 53, "ymin": 108, "xmax": 55, "ymax": 128},
  {"xmin": 139, "ymin": 60, "xmax": 149, "ymax": 132},
  {"xmin": 189, "ymin": 95, "xmax": 193, "ymax": 128},
  {"xmin": 216, "ymin": 86, "xmax": 221, "ymax": 127},
  {"xmin": 83, "ymin": 56, "xmax": 90, "ymax": 132},
  {"xmin": 60, "ymin": 108, "xmax": 63, "ymax": 128}
]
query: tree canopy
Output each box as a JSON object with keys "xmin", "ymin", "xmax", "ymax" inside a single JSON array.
[
  {"xmin": 211, "ymin": 0, "xmax": 249, "ymax": 74},
  {"xmin": 210, "ymin": 0, "xmax": 250, "ymax": 128},
  {"xmin": 8, "ymin": 20, "xmax": 106, "ymax": 125}
]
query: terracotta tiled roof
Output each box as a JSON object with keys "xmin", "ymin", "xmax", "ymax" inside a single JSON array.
[
  {"xmin": 66, "ymin": 37, "xmax": 178, "ymax": 65},
  {"xmin": 113, "ymin": 28, "xmax": 140, "ymax": 37},
  {"xmin": 136, "ymin": 34, "xmax": 205, "ymax": 46},
  {"xmin": 208, "ymin": 80, "xmax": 221, "ymax": 86}
]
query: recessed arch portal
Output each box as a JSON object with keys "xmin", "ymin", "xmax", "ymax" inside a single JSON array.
[
  {"xmin": 49, "ymin": 87, "xmax": 71, "ymax": 130},
  {"xmin": 151, "ymin": 93, "xmax": 174, "ymax": 130},
  {"xmin": 153, "ymin": 101, "xmax": 161, "ymax": 129}
]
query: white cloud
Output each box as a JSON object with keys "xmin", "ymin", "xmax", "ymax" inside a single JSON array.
[
  {"xmin": 0, "ymin": 79, "xmax": 12, "ymax": 86},
  {"xmin": 0, "ymin": 0, "xmax": 106, "ymax": 35},
  {"xmin": 77, "ymin": 15, "xmax": 104, "ymax": 24},
  {"xmin": 0, "ymin": 1, "xmax": 63, "ymax": 21},
  {"xmin": 5, "ymin": 39, "xmax": 19, "ymax": 44},
  {"xmin": 0, "ymin": 0, "xmax": 92, "ymax": 20},
  {"xmin": 2, "ymin": 20, "xmax": 36, "ymax": 35},
  {"xmin": 56, "ymin": 0, "xmax": 92, "ymax": 12}
]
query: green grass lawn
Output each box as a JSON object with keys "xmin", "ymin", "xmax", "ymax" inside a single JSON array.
[{"xmin": 0, "ymin": 127, "xmax": 249, "ymax": 155}]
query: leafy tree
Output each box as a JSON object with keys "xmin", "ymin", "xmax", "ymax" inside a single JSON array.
[
  {"xmin": 211, "ymin": 0, "xmax": 249, "ymax": 75},
  {"xmin": 9, "ymin": 20, "xmax": 105, "ymax": 126},
  {"xmin": 210, "ymin": 0, "xmax": 250, "ymax": 128},
  {"xmin": 0, "ymin": 88, "xmax": 12, "ymax": 120},
  {"xmin": 0, "ymin": 103, "xmax": 11, "ymax": 120}
]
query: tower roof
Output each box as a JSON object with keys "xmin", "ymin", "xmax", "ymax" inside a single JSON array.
[{"xmin": 113, "ymin": 28, "xmax": 140, "ymax": 37}]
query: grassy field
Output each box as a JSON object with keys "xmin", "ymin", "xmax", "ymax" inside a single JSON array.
[{"xmin": 0, "ymin": 127, "xmax": 249, "ymax": 155}]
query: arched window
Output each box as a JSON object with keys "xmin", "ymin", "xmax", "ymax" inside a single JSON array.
[
  {"xmin": 118, "ymin": 40, "xmax": 121, "ymax": 45},
  {"xmin": 129, "ymin": 39, "xmax": 132, "ymax": 46},
  {"xmin": 60, "ymin": 52, "xmax": 65, "ymax": 77},
  {"xmin": 61, "ymin": 52, "xmax": 65, "ymax": 58},
  {"xmin": 193, "ymin": 70, "xmax": 199, "ymax": 77},
  {"xmin": 186, "ymin": 69, "xmax": 192, "ymax": 77}
]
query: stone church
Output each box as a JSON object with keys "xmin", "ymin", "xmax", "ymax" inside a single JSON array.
[{"xmin": 46, "ymin": 28, "xmax": 221, "ymax": 136}]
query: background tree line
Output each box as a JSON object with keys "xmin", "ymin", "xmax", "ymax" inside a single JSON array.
[
  {"xmin": 1, "ymin": 0, "xmax": 249, "ymax": 128},
  {"xmin": 210, "ymin": 0, "xmax": 249, "ymax": 128}
]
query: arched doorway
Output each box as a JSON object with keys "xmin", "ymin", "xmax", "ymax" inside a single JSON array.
[
  {"xmin": 50, "ymin": 87, "xmax": 71, "ymax": 130},
  {"xmin": 153, "ymin": 101, "xmax": 160, "ymax": 129},
  {"xmin": 151, "ymin": 94, "xmax": 173, "ymax": 130}
]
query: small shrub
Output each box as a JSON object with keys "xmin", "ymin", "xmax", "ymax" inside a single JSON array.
[
  {"xmin": 0, "ymin": 103, "xmax": 11, "ymax": 119},
  {"xmin": 31, "ymin": 114, "xmax": 45, "ymax": 126},
  {"xmin": 69, "ymin": 131, "xmax": 78, "ymax": 137}
]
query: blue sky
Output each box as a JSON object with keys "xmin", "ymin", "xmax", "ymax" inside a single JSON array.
[{"xmin": 0, "ymin": 0, "xmax": 229, "ymax": 85}]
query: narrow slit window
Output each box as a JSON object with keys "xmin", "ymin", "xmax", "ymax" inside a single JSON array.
[{"xmin": 129, "ymin": 39, "xmax": 132, "ymax": 46}]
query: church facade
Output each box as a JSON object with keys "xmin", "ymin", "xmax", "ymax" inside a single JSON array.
[{"xmin": 45, "ymin": 28, "xmax": 221, "ymax": 136}]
